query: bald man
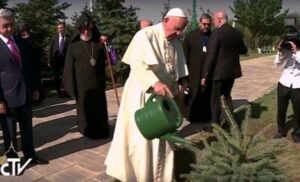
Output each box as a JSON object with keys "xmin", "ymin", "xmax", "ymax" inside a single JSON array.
[
  {"xmin": 201, "ymin": 11, "xmax": 247, "ymax": 128},
  {"xmin": 139, "ymin": 19, "xmax": 153, "ymax": 29}
]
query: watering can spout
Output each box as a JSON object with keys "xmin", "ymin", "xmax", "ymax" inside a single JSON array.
[
  {"xmin": 161, "ymin": 133, "xmax": 193, "ymax": 146},
  {"xmin": 161, "ymin": 133, "xmax": 199, "ymax": 153}
]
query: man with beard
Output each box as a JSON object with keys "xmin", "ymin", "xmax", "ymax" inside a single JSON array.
[
  {"xmin": 63, "ymin": 14, "xmax": 109, "ymax": 139},
  {"xmin": 182, "ymin": 13, "xmax": 212, "ymax": 123}
]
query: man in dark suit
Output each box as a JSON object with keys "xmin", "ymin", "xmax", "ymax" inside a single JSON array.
[
  {"xmin": 48, "ymin": 21, "xmax": 70, "ymax": 97},
  {"xmin": 0, "ymin": 8, "xmax": 48, "ymax": 165},
  {"xmin": 18, "ymin": 22, "xmax": 43, "ymax": 104},
  {"xmin": 182, "ymin": 13, "xmax": 212, "ymax": 123},
  {"xmin": 201, "ymin": 11, "xmax": 248, "ymax": 126}
]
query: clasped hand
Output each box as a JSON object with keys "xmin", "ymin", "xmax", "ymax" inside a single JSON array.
[
  {"xmin": 152, "ymin": 81, "xmax": 173, "ymax": 98},
  {"xmin": 0, "ymin": 102, "xmax": 6, "ymax": 114}
]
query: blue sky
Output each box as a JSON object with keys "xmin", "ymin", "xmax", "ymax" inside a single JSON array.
[{"xmin": 7, "ymin": 0, "xmax": 300, "ymax": 24}]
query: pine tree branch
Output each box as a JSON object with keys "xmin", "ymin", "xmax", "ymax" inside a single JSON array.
[
  {"xmin": 204, "ymin": 139, "xmax": 235, "ymax": 161},
  {"xmin": 220, "ymin": 96, "xmax": 241, "ymax": 142},
  {"xmin": 249, "ymin": 124, "xmax": 272, "ymax": 148}
]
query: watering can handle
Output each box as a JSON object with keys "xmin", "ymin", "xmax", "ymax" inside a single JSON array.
[
  {"xmin": 147, "ymin": 94, "xmax": 183, "ymax": 128},
  {"xmin": 169, "ymin": 96, "xmax": 183, "ymax": 128},
  {"xmin": 147, "ymin": 93, "xmax": 157, "ymax": 102}
]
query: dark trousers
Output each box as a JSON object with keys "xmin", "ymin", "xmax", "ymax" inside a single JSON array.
[
  {"xmin": 52, "ymin": 65, "xmax": 63, "ymax": 93},
  {"xmin": 0, "ymin": 102, "xmax": 35, "ymax": 158},
  {"xmin": 211, "ymin": 79, "xmax": 235, "ymax": 124},
  {"xmin": 277, "ymin": 82, "xmax": 300, "ymax": 136},
  {"xmin": 51, "ymin": 55, "xmax": 65, "ymax": 93},
  {"xmin": 188, "ymin": 85, "xmax": 212, "ymax": 122}
]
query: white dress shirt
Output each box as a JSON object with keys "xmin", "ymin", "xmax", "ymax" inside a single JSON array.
[
  {"xmin": 0, "ymin": 34, "xmax": 17, "ymax": 48},
  {"xmin": 274, "ymin": 50, "xmax": 300, "ymax": 88},
  {"xmin": 59, "ymin": 34, "xmax": 65, "ymax": 45}
]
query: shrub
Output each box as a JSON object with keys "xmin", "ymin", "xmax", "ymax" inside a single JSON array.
[{"xmin": 181, "ymin": 96, "xmax": 287, "ymax": 182}]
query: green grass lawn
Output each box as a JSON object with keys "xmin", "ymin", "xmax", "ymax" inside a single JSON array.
[
  {"xmin": 175, "ymin": 89, "xmax": 300, "ymax": 181},
  {"xmin": 243, "ymin": 90, "xmax": 300, "ymax": 181}
]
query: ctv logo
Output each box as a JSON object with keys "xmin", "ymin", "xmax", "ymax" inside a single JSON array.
[
  {"xmin": 0, "ymin": 158, "xmax": 32, "ymax": 176},
  {"xmin": 0, "ymin": 144, "xmax": 32, "ymax": 176}
]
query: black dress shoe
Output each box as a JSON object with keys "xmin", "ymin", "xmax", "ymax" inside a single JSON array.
[
  {"xmin": 6, "ymin": 151, "xmax": 19, "ymax": 159},
  {"xmin": 58, "ymin": 90, "xmax": 70, "ymax": 98},
  {"xmin": 28, "ymin": 156, "xmax": 49, "ymax": 165}
]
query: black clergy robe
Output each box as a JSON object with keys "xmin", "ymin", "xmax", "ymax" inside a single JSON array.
[
  {"xmin": 63, "ymin": 40, "xmax": 109, "ymax": 139},
  {"xmin": 182, "ymin": 29, "xmax": 212, "ymax": 122}
]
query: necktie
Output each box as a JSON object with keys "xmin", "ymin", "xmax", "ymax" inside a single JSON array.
[
  {"xmin": 59, "ymin": 36, "xmax": 65, "ymax": 54},
  {"xmin": 7, "ymin": 38, "xmax": 21, "ymax": 64}
]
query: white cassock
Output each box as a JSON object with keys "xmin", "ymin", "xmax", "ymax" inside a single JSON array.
[{"xmin": 105, "ymin": 23, "xmax": 188, "ymax": 182}]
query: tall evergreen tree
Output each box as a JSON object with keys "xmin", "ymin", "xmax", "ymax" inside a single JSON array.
[
  {"xmin": 14, "ymin": 0, "xmax": 71, "ymax": 47},
  {"xmin": 70, "ymin": 4, "xmax": 90, "ymax": 28},
  {"xmin": 230, "ymin": 0, "xmax": 288, "ymax": 48},
  {"xmin": 0, "ymin": 0, "xmax": 7, "ymax": 8},
  {"xmin": 13, "ymin": 0, "xmax": 71, "ymax": 74},
  {"xmin": 90, "ymin": 0, "xmax": 139, "ymax": 82}
]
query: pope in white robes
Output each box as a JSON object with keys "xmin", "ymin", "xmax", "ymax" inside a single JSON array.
[{"xmin": 105, "ymin": 8, "xmax": 189, "ymax": 182}]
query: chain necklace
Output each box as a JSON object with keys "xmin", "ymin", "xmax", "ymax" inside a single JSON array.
[
  {"xmin": 81, "ymin": 40, "xmax": 96, "ymax": 66},
  {"xmin": 165, "ymin": 39, "xmax": 177, "ymax": 80}
]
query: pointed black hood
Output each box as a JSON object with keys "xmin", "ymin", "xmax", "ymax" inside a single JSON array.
[{"xmin": 71, "ymin": 13, "xmax": 101, "ymax": 42}]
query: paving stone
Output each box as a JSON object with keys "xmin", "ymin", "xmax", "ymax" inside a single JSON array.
[
  {"xmin": 77, "ymin": 155, "xmax": 106, "ymax": 174},
  {"xmin": 0, "ymin": 176, "xmax": 33, "ymax": 182},
  {"xmin": 85, "ymin": 178, "xmax": 102, "ymax": 182},
  {"xmin": 93, "ymin": 172, "xmax": 115, "ymax": 182},
  {"xmin": 42, "ymin": 165, "xmax": 97, "ymax": 182}
]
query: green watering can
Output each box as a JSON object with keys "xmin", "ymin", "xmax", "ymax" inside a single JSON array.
[{"xmin": 135, "ymin": 94, "xmax": 196, "ymax": 149}]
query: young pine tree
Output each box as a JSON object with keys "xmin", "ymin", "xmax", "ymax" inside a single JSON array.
[{"xmin": 182, "ymin": 96, "xmax": 287, "ymax": 182}]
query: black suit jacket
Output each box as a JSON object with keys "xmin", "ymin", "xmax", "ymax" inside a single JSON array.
[
  {"xmin": 183, "ymin": 29, "xmax": 210, "ymax": 95},
  {"xmin": 0, "ymin": 36, "xmax": 37, "ymax": 108},
  {"xmin": 203, "ymin": 24, "xmax": 247, "ymax": 81},
  {"xmin": 48, "ymin": 33, "xmax": 70, "ymax": 66}
]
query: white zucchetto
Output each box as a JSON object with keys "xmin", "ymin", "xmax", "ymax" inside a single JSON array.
[{"xmin": 165, "ymin": 8, "xmax": 187, "ymax": 18}]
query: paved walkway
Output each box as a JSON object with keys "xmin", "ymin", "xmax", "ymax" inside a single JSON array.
[{"xmin": 0, "ymin": 55, "xmax": 282, "ymax": 182}]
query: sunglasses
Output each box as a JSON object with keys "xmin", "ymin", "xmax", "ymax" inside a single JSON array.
[{"xmin": 202, "ymin": 23, "xmax": 211, "ymax": 26}]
